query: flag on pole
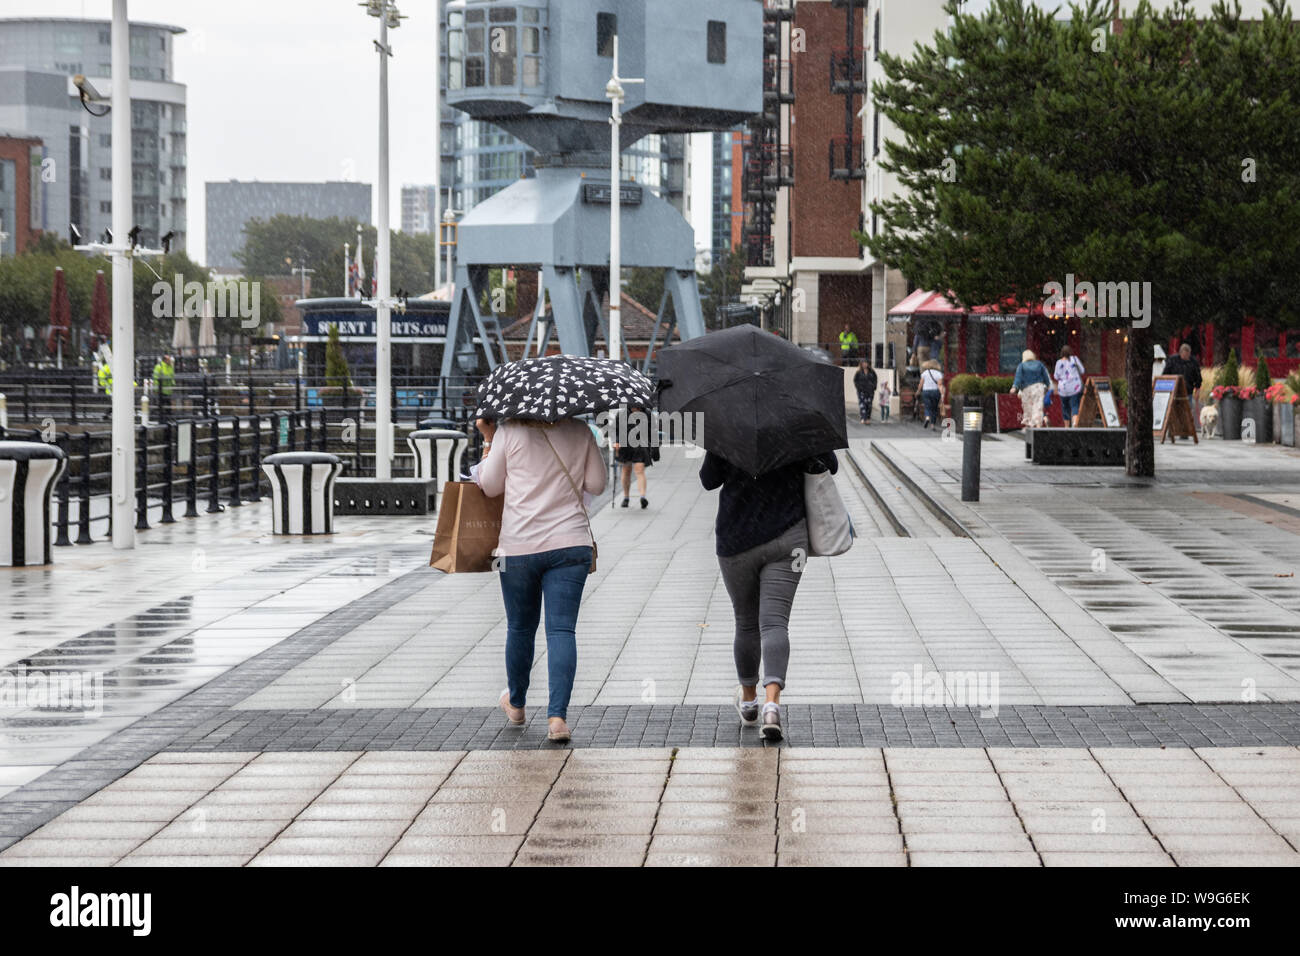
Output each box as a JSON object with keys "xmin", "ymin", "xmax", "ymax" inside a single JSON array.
[{"xmin": 353, "ymin": 235, "xmax": 366, "ymax": 300}]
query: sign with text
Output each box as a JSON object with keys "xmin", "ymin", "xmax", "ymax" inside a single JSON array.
[
  {"xmin": 300, "ymin": 313, "xmax": 448, "ymax": 340},
  {"xmin": 582, "ymin": 183, "xmax": 644, "ymax": 205}
]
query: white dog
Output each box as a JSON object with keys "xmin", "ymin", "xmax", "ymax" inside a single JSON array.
[{"xmin": 1200, "ymin": 404, "xmax": 1219, "ymax": 439}]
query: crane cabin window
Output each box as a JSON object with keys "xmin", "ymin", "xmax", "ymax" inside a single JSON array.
[
  {"xmin": 707, "ymin": 21, "xmax": 727, "ymax": 65},
  {"xmin": 597, "ymin": 13, "xmax": 617, "ymax": 58}
]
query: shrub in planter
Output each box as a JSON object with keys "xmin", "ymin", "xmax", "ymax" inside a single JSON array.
[
  {"xmin": 949, "ymin": 375, "xmax": 998, "ymax": 433},
  {"xmin": 1214, "ymin": 349, "xmax": 1244, "ymax": 440}
]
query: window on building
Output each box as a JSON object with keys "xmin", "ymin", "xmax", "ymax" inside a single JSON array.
[
  {"xmin": 100, "ymin": 201, "xmax": 111, "ymax": 213},
  {"xmin": 99, "ymin": 29, "xmax": 110, "ymax": 44},
  {"xmin": 872, "ymin": 110, "xmax": 880, "ymax": 157},
  {"xmin": 707, "ymin": 21, "xmax": 726, "ymax": 64},
  {"xmin": 874, "ymin": 11, "xmax": 881, "ymax": 61},
  {"xmin": 100, "ymin": 168, "xmax": 112, "ymax": 181},
  {"xmin": 597, "ymin": 13, "xmax": 617, "ymax": 57},
  {"xmin": 489, "ymin": 26, "xmax": 516, "ymax": 85},
  {"xmin": 99, "ymin": 134, "xmax": 111, "ymax": 147}
]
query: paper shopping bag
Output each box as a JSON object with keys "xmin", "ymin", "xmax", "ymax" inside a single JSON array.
[{"xmin": 430, "ymin": 481, "xmax": 503, "ymax": 573}]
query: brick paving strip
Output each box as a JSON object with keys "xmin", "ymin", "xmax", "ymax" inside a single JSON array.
[{"xmin": 0, "ymin": 746, "xmax": 1296, "ymax": 867}]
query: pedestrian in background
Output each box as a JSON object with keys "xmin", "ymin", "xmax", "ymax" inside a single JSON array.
[
  {"xmin": 854, "ymin": 360, "xmax": 878, "ymax": 424},
  {"xmin": 152, "ymin": 354, "xmax": 175, "ymax": 419},
  {"xmin": 475, "ymin": 416, "xmax": 606, "ymax": 743},
  {"xmin": 878, "ymin": 379, "xmax": 892, "ymax": 422},
  {"xmin": 701, "ymin": 448, "xmax": 839, "ymax": 741},
  {"xmin": 1054, "ymin": 346, "xmax": 1086, "ymax": 427},
  {"xmin": 920, "ymin": 360, "xmax": 945, "ymax": 429},
  {"xmin": 1010, "ymin": 349, "xmax": 1052, "ymax": 428},
  {"xmin": 1163, "ymin": 343, "xmax": 1203, "ymax": 422},
  {"xmin": 612, "ymin": 404, "xmax": 654, "ymax": 509}
]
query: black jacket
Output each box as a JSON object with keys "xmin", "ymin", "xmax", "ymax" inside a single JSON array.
[
  {"xmin": 700, "ymin": 450, "xmax": 839, "ymax": 557},
  {"xmin": 1163, "ymin": 355, "xmax": 1202, "ymax": 391},
  {"xmin": 854, "ymin": 367, "xmax": 878, "ymax": 396}
]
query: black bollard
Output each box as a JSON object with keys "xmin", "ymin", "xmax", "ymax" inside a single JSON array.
[
  {"xmin": 961, "ymin": 400, "xmax": 983, "ymax": 503},
  {"xmin": 135, "ymin": 423, "xmax": 150, "ymax": 530},
  {"xmin": 160, "ymin": 420, "xmax": 176, "ymax": 523},
  {"xmin": 246, "ymin": 414, "xmax": 262, "ymax": 502},
  {"xmin": 207, "ymin": 417, "xmax": 224, "ymax": 513},
  {"xmin": 54, "ymin": 432, "xmax": 72, "ymax": 546},
  {"xmin": 228, "ymin": 417, "xmax": 242, "ymax": 507},
  {"xmin": 184, "ymin": 421, "xmax": 199, "ymax": 518},
  {"xmin": 76, "ymin": 431, "xmax": 93, "ymax": 545}
]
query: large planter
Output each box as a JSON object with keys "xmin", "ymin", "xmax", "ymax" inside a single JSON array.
[
  {"xmin": 1219, "ymin": 396, "xmax": 1243, "ymax": 440},
  {"xmin": 1281, "ymin": 403, "xmax": 1297, "ymax": 447},
  {"xmin": 952, "ymin": 394, "xmax": 998, "ymax": 433},
  {"xmin": 1242, "ymin": 397, "xmax": 1273, "ymax": 444}
]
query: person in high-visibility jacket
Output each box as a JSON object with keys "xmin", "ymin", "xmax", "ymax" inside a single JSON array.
[
  {"xmin": 838, "ymin": 325, "xmax": 859, "ymax": 363},
  {"xmin": 152, "ymin": 355, "xmax": 176, "ymax": 418},
  {"xmin": 98, "ymin": 362, "xmax": 113, "ymax": 396}
]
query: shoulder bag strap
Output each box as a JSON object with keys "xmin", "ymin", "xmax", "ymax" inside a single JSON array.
[{"xmin": 542, "ymin": 432, "xmax": 596, "ymax": 549}]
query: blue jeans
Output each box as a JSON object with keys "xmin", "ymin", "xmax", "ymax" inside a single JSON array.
[
  {"xmin": 1060, "ymin": 392, "xmax": 1081, "ymax": 421},
  {"xmin": 922, "ymin": 389, "xmax": 941, "ymax": 424},
  {"xmin": 499, "ymin": 546, "xmax": 592, "ymax": 719}
]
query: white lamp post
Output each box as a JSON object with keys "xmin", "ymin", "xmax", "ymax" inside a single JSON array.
[
  {"xmin": 605, "ymin": 36, "xmax": 642, "ymax": 365},
  {"xmin": 109, "ymin": 0, "xmax": 135, "ymax": 549},
  {"xmin": 432, "ymin": 0, "xmax": 442, "ymax": 292},
  {"xmin": 362, "ymin": 0, "xmax": 404, "ymax": 480}
]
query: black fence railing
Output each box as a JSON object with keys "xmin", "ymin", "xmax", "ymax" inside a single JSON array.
[
  {"xmin": 0, "ymin": 408, "xmax": 486, "ymax": 546},
  {"xmin": 0, "ymin": 371, "xmax": 484, "ymax": 429}
]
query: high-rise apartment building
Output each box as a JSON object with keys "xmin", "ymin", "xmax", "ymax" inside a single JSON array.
[{"xmin": 0, "ymin": 16, "xmax": 188, "ymax": 252}]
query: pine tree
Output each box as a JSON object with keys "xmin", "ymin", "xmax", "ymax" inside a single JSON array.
[
  {"xmin": 325, "ymin": 325, "xmax": 352, "ymax": 393},
  {"xmin": 859, "ymin": 0, "xmax": 1300, "ymax": 477}
]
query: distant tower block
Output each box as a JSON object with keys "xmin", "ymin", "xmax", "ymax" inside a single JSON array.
[{"xmin": 440, "ymin": 0, "xmax": 762, "ymax": 376}]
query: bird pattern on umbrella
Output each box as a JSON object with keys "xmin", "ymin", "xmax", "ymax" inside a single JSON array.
[{"xmin": 474, "ymin": 355, "xmax": 653, "ymax": 422}]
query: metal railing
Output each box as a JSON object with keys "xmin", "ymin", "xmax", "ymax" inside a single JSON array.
[
  {"xmin": 0, "ymin": 405, "xmax": 485, "ymax": 546},
  {"xmin": 0, "ymin": 371, "xmax": 483, "ymax": 429}
]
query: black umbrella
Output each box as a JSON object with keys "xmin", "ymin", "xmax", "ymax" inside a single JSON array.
[
  {"xmin": 657, "ymin": 324, "xmax": 847, "ymax": 475},
  {"xmin": 474, "ymin": 355, "xmax": 653, "ymax": 422}
]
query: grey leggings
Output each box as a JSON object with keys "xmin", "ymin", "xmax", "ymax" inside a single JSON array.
[{"xmin": 717, "ymin": 520, "xmax": 808, "ymax": 689}]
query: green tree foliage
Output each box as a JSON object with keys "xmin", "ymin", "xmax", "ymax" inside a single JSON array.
[
  {"xmin": 236, "ymin": 215, "xmax": 438, "ymax": 297},
  {"xmin": 324, "ymin": 324, "xmax": 352, "ymax": 392},
  {"xmin": 1218, "ymin": 348, "xmax": 1240, "ymax": 391},
  {"xmin": 859, "ymin": 0, "xmax": 1300, "ymax": 476},
  {"xmin": 1254, "ymin": 350, "xmax": 1273, "ymax": 390}
]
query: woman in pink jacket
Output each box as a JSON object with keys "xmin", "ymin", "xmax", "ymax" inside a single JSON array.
[{"xmin": 475, "ymin": 416, "xmax": 606, "ymax": 742}]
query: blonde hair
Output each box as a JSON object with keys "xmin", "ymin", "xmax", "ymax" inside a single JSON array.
[{"xmin": 1022, "ymin": 349, "xmax": 1036, "ymax": 363}]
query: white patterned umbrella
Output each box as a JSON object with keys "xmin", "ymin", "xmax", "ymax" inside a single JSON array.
[{"xmin": 474, "ymin": 355, "xmax": 653, "ymax": 422}]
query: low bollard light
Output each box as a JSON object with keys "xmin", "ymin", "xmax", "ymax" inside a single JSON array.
[{"xmin": 962, "ymin": 402, "xmax": 982, "ymax": 502}]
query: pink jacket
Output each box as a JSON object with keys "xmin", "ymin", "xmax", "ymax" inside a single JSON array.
[{"xmin": 475, "ymin": 419, "xmax": 607, "ymax": 557}]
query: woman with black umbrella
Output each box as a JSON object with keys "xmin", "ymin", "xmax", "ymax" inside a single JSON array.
[
  {"xmin": 659, "ymin": 324, "xmax": 848, "ymax": 741},
  {"xmin": 701, "ymin": 449, "xmax": 837, "ymax": 741}
]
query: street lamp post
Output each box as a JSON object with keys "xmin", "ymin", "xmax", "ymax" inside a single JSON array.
[
  {"xmin": 606, "ymin": 36, "xmax": 642, "ymax": 365},
  {"xmin": 362, "ymin": 0, "xmax": 404, "ymax": 480},
  {"xmin": 109, "ymin": 0, "xmax": 135, "ymax": 549}
]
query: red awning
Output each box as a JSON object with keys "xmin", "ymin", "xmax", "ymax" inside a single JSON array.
[{"xmin": 888, "ymin": 289, "xmax": 963, "ymax": 321}]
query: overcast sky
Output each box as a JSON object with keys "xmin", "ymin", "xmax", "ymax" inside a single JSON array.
[{"xmin": 1, "ymin": 0, "xmax": 715, "ymax": 267}]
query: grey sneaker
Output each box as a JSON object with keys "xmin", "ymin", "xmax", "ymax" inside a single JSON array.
[
  {"xmin": 760, "ymin": 702, "xmax": 783, "ymax": 741},
  {"xmin": 734, "ymin": 687, "xmax": 759, "ymax": 726}
]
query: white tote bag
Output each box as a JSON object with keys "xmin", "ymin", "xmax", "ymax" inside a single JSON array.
[{"xmin": 805, "ymin": 468, "xmax": 854, "ymax": 556}]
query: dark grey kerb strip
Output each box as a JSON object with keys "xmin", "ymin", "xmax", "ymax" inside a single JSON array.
[
  {"xmin": 0, "ymin": 558, "xmax": 434, "ymax": 850},
  {"xmin": 160, "ymin": 702, "xmax": 1300, "ymax": 754}
]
